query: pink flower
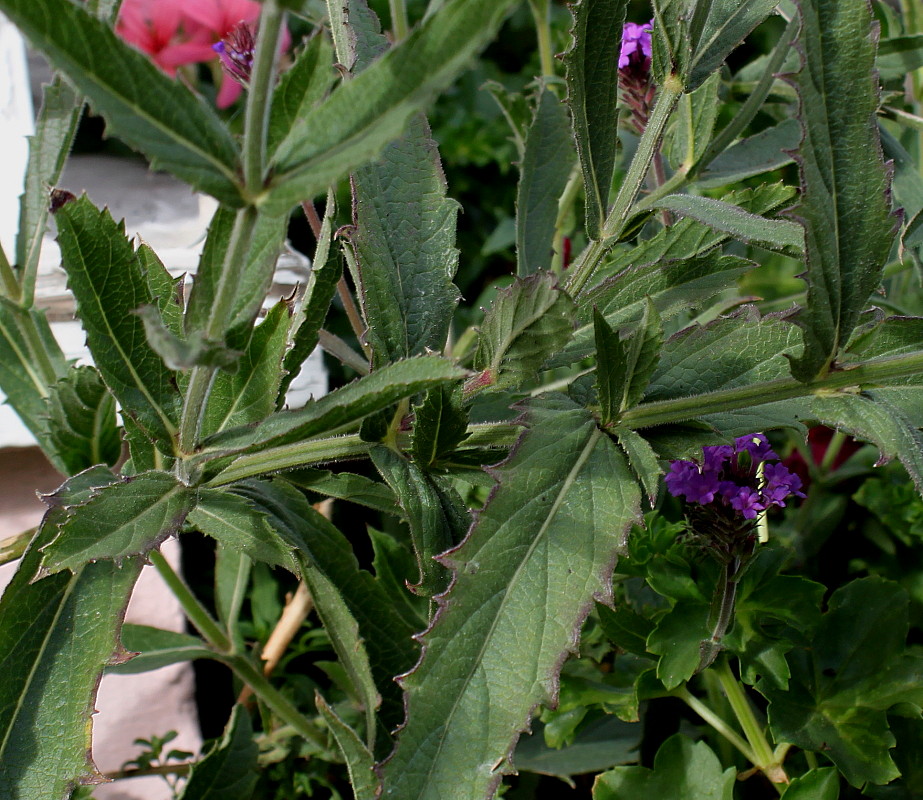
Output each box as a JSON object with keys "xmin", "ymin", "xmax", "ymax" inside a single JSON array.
[
  {"xmin": 116, "ymin": 0, "xmax": 291, "ymax": 108},
  {"xmin": 619, "ymin": 20, "xmax": 653, "ymax": 70},
  {"xmin": 182, "ymin": 0, "xmax": 290, "ymax": 107}
]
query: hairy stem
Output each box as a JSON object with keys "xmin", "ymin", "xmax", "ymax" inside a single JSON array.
[
  {"xmin": 389, "ymin": 0, "xmax": 410, "ymax": 41},
  {"xmin": 221, "ymin": 654, "xmax": 327, "ymax": 747},
  {"xmin": 243, "ymin": 0, "xmax": 286, "ymax": 196},
  {"xmin": 565, "ymin": 79, "xmax": 683, "ymax": 297},
  {"xmin": 714, "ymin": 657, "xmax": 787, "ymax": 786},
  {"xmin": 150, "ymin": 549, "xmax": 231, "ymax": 652},
  {"xmin": 674, "ymin": 687, "xmax": 757, "ymax": 764}
]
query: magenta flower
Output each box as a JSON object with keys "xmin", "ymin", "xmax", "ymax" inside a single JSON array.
[{"xmin": 619, "ymin": 20, "xmax": 653, "ymax": 70}]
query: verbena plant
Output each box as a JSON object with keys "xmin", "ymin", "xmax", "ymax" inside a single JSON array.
[{"xmin": 2, "ymin": 0, "xmax": 923, "ymax": 797}]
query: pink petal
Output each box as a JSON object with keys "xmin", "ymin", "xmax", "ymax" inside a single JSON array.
[
  {"xmin": 216, "ymin": 74, "xmax": 244, "ymax": 108},
  {"xmin": 157, "ymin": 40, "xmax": 221, "ymax": 68}
]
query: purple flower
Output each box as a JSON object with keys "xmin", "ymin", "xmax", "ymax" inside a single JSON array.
[
  {"xmin": 213, "ymin": 21, "xmax": 255, "ymax": 85},
  {"xmin": 760, "ymin": 462, "xmax": 806, "ymax": 508},
  {"xmin": 665, "ymin": 460, "xmax": 721, "ymax": 504},
  {"xmin": 666, "ymin": 433, "xmax": 804, "ymax": 521},
  {"xmin": 721, "ymin": 485, "xmax": 765, "ymax": 519},
  {"xmin": 734, "ymin": 433, "xmax": 777, "ymax": 464},
  {"xmin": 619, "ymin": 20, "xmax": 653, "ymax": 69},
  {"xmin": 703, "ymin": 445, "xmax": 733, "ymax": 472}
]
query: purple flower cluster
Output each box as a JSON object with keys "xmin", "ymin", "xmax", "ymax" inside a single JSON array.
[
  {"xmin": 665, "ymin": 434, "xmax": 805, "ymax": 520},
  {"xmin": 619, "ymin": 20, "xmax": 653, "ymax": 70}
]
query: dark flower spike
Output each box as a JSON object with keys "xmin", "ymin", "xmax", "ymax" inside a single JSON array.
[
  {"xmin": 618, "ymin": 19, "xmax": 655, "ymax": 133},
  {"xmin": 213, "ymin": 21, "xmax": 256, "ymax": 86}
]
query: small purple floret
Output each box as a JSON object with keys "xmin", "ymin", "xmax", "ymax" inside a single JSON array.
[
  {"xmin": 619, "ymin": 20, "xmax": 653, "ymax": 70},
  {"xmin": 735, "ymin": 433, "xmax": 777, "ymax": 464}
]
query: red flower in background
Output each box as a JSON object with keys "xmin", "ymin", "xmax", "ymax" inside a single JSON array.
[
  {"xmin": 116, "ymin": 0, "xmax": 290, "ymax": 108},
  {"xmin": 782, "ymin": 427, "xmax": 863, "ymax": 489}
]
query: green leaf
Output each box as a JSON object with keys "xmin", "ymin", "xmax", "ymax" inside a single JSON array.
[
  {"xmin": 44, "ymin": 365, "xmax": 121, "ymax": 474},
  {"xmin": 39, "ymin": 470, "xmax": 195, "ymax": 574},
  {"xmin": 351, "ymin": 115, "xmax": 460, "ymax": 366},
  {"xmin": 696, "ymin": 119, "xmax": 799, "ymax": 187},
  {"xmin": 368, "ymin": 528, "xmax": 428, "ymax": 629},
  {"xmin": 137, "ymin": 243, "xmax": 183, "ymax": 337},
  {"xmin": 179, "ymin": 706, "xmax": 259, "ymax": 800},
  {"xmin": 279, "ymin": 190, "xmax": 342, "ymax": 404},
  {"xmin": 0, "ymin": 0, "xmax": 242, "ymax": 204},
  {"xmin": 109, "ymin": 624, "xmax": 214, "ymax": 675},
  {"xmin": 0, "ymin": 298, "xmax": 68, "ymax": 460},
  {"xmin": 723, "ymin": 546, "xmax": 824, "ymax": 688},
  {"xmin": 514, "ymin": 716, "xmax": 641, "ymax": 782},
  {"xmin": 234, "ymin": 479, "xmax": 417, "ymax": 734},
  {"xmin": 686, "ymin": 0, "xmax": 780, "ymax": 91},
  {"xmin": 214, "ymin": 543, "xmax": 251, "ymax": 637},
  {"xmin": 326, "ymin": 0, "xmax": 389, "ymax": 73},
  {"xmin": 285, "ymin": 468, "xmax": 401, "ymax": 517},
  {"xmin": 378, "ymin": 395, "xmax": 642, "ymax": 798},
  {"xmin": 410, "ymin": 384, "xmax": 469, "ymax": 468},
  {"xmin": 651, "ymin": 0, "xmax": 691, "ymax": 87},
  {"xmin": 16, "ymin": 78, "xmax": 82, "ymax": 291},
  {"xmin": 315, "ymin": 695, "xmax": 379, "ymax": 800},
  {"xmin": 184, "ymin": 207, "xmax": 289, "ymax": 350},
  {"xmin": 595, "ymin": 183, "xmax": 796, "ymax": 279},
  {"xmin": 564, "ymin": 0, "xmax": 626, "ymax": 238},
  {"xmin": 787, "ymin": 0, "xmax": 895, "ymax": 380},
  {"xmin": 371, "ymin": 447, "xmax": 468, "ymax": 597},
  {"xmin": 596, "ymin": 602, "xmax": 655, "ymax": 659},
  {"xmin": 669, "ymin": 73, "xmax": 720, "ymax": 171},
  {"xmin": 878, "ymin": 34, "xmax": 923, "ymax": 82},
  {"xmin": 473, "ymin": 272, "xmax": 575, "ymax": 391},
  {"xmin": 781, "ymin": 768, "xmax": 840, "ymax": 799},
  {"xmin": 516, "ymin": 88, "xmax": 577, "ymax": 275},
  {"xmin": 612, "ymin": 426, "xmax": 662, "ymax": 506},
  {"xmin": 188, "ymin": 489, "xmax": 298, "ymax": 572},
  {"xmin": 553, "ymin": 254, "xmax": 752, "ymax": 368},
  {"xmin": 646, "ymin": 309, "xmax": 801, "ymax": 402},
  {"xmin": 809, "ymin": 392, "xmax": 923, "ymax": 495},
  {"xmin": 202, "ymin": 356, "xmax": 466, "ymax": 457},
  {"xmin": 265, "ymin": 0, "xmax": 519, "ymax": 213},
  {"xmin": 54, "ymin": 197, "xmax": 182, "ymax": 445},
  {"xmin": 267, "ymin": 32, "xmax": 336, "ymax": 159},
  {"xmin": 646, "ymin": 602, "xmax": 711, "ymax": 689},
  {"xmin": 0, "ymin": 466, "xmax": 142, "ymax": 797},
  {"xmin": 593, "ymin": 734, "xmax": 735, "ymax": 799},
  {"xmin": 863, "ymin": 713, "xmax": 923, "ymax": 800},
  {"xmin": 762, "ymin": 577, "xmax": 923, "ymax": 786},
  {"xmin": 649, "ymin": 194, "xmax": 804, "ymax": 254},
  {"xmin": 201, "ymin": 301, "xmax": 292, "ymax": 438},
  {"xmin": 594, "ymin": 300, "xmax": 662, "ymax": 423},
  {"xmin": 136, "ymin": 306, "xmax": 242, "ymax": 370}
]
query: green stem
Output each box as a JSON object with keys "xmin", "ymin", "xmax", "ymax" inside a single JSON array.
[
  {"xmin": 151, "ymin": 549, "xmax": 324, "ymax": 747},
  {"xmin": 178, "ymin": 206, "xmax": 259, "ymax": 454},
  {"xmin": 389, "ymin": 0, "xmax": 410, "ymax": 41},
  {"xmin": 528, "ymin": 0, "xmax": 555, "ymax": 78},
  {"xmin": 150, "ymin": 549, "xmax": 232, "ymax": 652},
  {"xmin": 620, "ymin": 349, "xmax": 923, "ymax": 430},
  {"xmin": 204, "ymin": 422, "xmax": 520, "ymax": 486},
  {"xmin": 674, "ymin": 687, "xmax": 757, "ymax": 764},
  {"xmin": 565, "ymin": 79, "xmax": 683, "ymax": 297},
  {"xmin": 221, "ymin": 654, "xmax": 327, "ymax": 747},
  {"xmin": 819, "ymin": 430, "xmax": 847, "ymax": 472},
  {"xmin": 243, "ymin": 0, "xmax": 286, "ymax": 196},
  {"xmin": 104, "ymin": 762, "xmax": 193, "ymax": 781},
  {"xmin": 714, "ymin": 658, "xmax": 777, "ymax": 773},
  {"xmin": 698, "ymin": 558, "xmax": 740, "ymax": 672}
]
